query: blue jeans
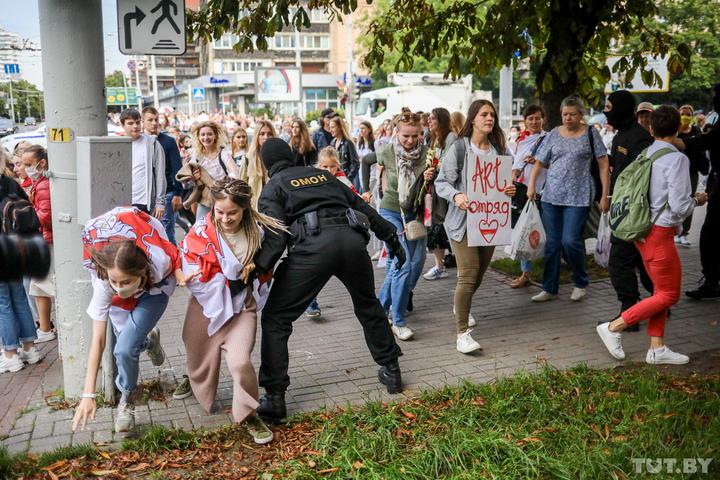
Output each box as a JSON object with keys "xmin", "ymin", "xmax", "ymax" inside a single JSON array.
[
  {"xmin": 161, "ymin": 193, "xmax": 179, "ymax": 244},
  {"xmin": 0, "ymin": 281, "xmax": 37, "ymax": 350},
  {"xmin": 306, "ymin": 298, "xmax": 320, "ymax": 312},
  {"xmin": 378, "ymin": 208, "xmax": 427, "ymax": 327},
  {"xmin": 521, "ymin": 259, "xmax": 532, "ymax": 273},
  {"xmin": 113, "ymin": 292, "xmax": 169, "ymax": 394},
  {"xmin": 540, "ymin": 202, "xmax": 590, "ymax": 294}
]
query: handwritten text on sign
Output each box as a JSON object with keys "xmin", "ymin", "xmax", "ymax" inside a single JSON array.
[{"xmin": 466, "ymin": 154, "xmax": 513, "ymax": 247}]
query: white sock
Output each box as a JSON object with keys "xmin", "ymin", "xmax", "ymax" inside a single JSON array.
[{"xmin": 652, "ymin": 345, "xmax": 667, "ymax": 354}]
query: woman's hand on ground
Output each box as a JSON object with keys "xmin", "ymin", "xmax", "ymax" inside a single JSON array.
[{"xmin": 72, "ymin": 397, "xmax": 96, "ymax": 432}]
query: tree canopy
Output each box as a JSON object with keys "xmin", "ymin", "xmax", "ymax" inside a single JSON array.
[
  {"xmin": 105, "ymin": 70, "xmax": 127, "ymax": 88},
  {"xmin": 0, "ymin": 80, "xmax": 44, "ymax": 122},
  {"xmin": 188, "ymin": 0, "xmax": 693, "ymax": 125}
]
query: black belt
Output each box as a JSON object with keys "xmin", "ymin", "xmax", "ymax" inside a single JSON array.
[{"xmin": 318, "ymin": 216, "xmax": 349, "ymax": 226}]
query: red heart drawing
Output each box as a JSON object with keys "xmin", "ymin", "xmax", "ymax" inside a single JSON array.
[{"xmin": 478, "ymin": 219, "xmax": 499, "ymax": 243}]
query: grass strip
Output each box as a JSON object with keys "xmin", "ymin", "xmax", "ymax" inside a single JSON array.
[{"xmin": 491, "ymin": 255, "xmax": 609, "ymax": 284}]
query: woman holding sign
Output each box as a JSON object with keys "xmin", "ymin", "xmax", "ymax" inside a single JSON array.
[
  {"xmin": 526, "ymin": 95, "xmax": 610, "ymax": 303},
  {"xmin": 435, "ymin": 100, "xmax": 516, "ymax": 354}
]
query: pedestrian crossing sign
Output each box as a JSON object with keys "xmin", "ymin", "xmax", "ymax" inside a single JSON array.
[{"xmin": 192, "ymin": 88, "xmax": 205, "ymax": 99}]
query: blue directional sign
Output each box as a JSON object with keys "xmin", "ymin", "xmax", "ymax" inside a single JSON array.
[
  {"xmin": 3, "ymin": 64, "xmax": 20, "ymax": 75},
  {"xmin": 192, "ymin": 87, "xmax": 205, "ymax": 99}
]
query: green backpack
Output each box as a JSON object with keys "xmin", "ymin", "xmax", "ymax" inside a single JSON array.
[{"xmin": 609, "ymin": 147, "xmax": 674, "ymax": 242}]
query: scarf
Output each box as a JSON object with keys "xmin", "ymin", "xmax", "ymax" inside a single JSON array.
[{"xmin": 393, "ymin": 137, "xmax": 423, "ymax": 208}]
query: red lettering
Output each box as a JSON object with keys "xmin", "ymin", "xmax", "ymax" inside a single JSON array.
[{"xmin": 472, "ymin": 156, "xmax": 508, "ymax": 195}]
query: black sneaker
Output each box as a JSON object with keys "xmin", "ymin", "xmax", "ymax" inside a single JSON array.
[
  {"xmin": 686, "ymin": 282, "xmax": 720, "ymax": 300},
  {"xmin": 378, "ymin": 359, "xmax": 402, "ymax": 394},
  {"xmin": 257, "ymin": 392, "xmax": 286, "ymax": 424}
]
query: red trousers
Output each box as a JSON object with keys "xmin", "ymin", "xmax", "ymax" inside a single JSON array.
[{"xmin": 621, "ymin": 226, "xmax": 681, "ymax": 338}]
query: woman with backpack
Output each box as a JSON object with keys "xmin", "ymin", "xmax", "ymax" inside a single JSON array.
[
  {"xmin": 597, "ymin": 106, "xmax": 708, "ymax": 365},
  {"xmin": 190, "ymin": 121, "xmax": 239, "ymax": 220},
  {"xmin": 526, "ymin": 95, "xmax": 610, "ymax": 303},
  {"xmin": 435, "ymin": 100, "xmax": 516, "ymax": 354},
  {"xmin": 0, "ymin": 171, "xmax": 45, "ymax": 373},
  {"xmin": 22, "ymin": 145, "xmax": 56, "ymax": 343}
]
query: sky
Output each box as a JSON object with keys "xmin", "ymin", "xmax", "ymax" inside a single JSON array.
[{"xmin": 0, "ymin": 0, "xmax": 127, "ymax": 88}]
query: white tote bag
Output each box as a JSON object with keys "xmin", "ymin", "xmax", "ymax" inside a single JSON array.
[
  {"xmin": 594, "ymin": 212, "xmax": 611, "ymax": 268},
  {"xmin": 509, "ymin": 202, "xmax": 546, "ymax": 261}
]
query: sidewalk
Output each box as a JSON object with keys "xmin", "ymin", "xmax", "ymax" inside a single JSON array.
[{"xmin": 2, "ymin": 209, "xmax": 718, "ymax": 454}]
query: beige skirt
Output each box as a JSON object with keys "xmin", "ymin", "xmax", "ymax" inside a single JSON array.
[{"xmin": 29, "ymin": 250, "xmax": 55, "ymax": 297}]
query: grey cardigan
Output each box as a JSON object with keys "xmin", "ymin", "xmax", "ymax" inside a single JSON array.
[{"xmin": 435, "ymin": 138, "xmax": 507, "ymax": 242}]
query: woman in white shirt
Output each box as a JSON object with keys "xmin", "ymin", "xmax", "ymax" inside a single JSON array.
[
  {"xmin": 190, "ymin": 121, "xmax": 239, "ymax": 219},
  {"xmin": 597, "ymin": 106, "xmax": 708, "ymax": 365}
]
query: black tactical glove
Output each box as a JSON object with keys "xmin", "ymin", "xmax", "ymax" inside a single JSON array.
[
  {"xmin": 228, "ymin": 278, "xmax": 247, "ymax": 297},
  {"xmin": 386, "ymin": 235, "xmax": 406, "ymax": 270}
]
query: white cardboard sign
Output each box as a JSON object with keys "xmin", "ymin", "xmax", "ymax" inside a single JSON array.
[{"xmin": 466, "ymin": 153, "xmax": 513, "ymax": 247}]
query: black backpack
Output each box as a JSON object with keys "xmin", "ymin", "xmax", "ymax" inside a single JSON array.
[{"xmin": 1, "ymin": 194, "xmax": 41, "ymax": 234}]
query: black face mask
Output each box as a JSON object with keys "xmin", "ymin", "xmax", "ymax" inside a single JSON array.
[{"xmin": 604, "ymin": 90, "xmax": 636, "ymax": 130}]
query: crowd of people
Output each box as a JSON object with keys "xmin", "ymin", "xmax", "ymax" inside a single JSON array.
[{"xmin": 1, "ymin": 82, "xmax": 718, "ymax": 443}]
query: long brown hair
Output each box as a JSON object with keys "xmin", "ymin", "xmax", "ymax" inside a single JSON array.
[
  {"xmin": 290, "ymin": 119, "xmax": 315, "ymax": 154},
  {"xmin": 89, "ymin": 240, "xmax": 154, "ymax": 291},
  {"xmin": 458, "ymin": 100, "xmax": 507, "ymax": 153},
  {"xmin": 429, "ymin": 107, "xmax": 452, "ymax": 149},
  {"xmin": 209, "ymin": 178, "xmax": 288, "ymax": 268},
  {"xmin": 329, "ymin": 117, "xmax": 351, "ymax": 141},
  {"xmin": 450, "ymin": 111, "xmax": 465, "ymax": 134}
]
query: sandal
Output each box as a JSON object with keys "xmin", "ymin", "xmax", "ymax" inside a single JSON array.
[{"xmin": 511, "ymin": 273, "xmax": 531, "ymax": 289}]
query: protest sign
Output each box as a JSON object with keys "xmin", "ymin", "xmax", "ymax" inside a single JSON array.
[{"xmin": 466, "ymin": 153, "xmax": 513, "ymax": 247}]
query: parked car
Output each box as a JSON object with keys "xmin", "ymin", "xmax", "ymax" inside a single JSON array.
[
  {"xmin": 1, "ymin": 123, "xmax": 126, "ymax": 153},
  {"xmin": 24, "ymin": 116, "xmax": 37, "ymax": 126},
  {"xmin": 0, "ymin": 117, "xmax": 18, "ymax": 138}
]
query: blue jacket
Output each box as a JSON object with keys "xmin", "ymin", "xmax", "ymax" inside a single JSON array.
[{"xmin": 157, "ymin": 132, "xmax": 183, "ymax": 196}]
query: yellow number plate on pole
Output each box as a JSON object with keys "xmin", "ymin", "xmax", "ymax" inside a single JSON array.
[{"xmin": 49, "ymin": 127, "xmax": 74, "ymax": 143}]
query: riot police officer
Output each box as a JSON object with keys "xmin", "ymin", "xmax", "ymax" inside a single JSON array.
[{"xmin": 252, "ymin": 138, "xmax": 406, "ymax": 423}]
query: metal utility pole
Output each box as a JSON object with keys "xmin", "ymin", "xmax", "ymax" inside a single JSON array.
[
  {"xmin": 498, "ymin": 64, "xmax": 513, "ymax": 133},
  {"xmin": 294, "ymin": 28, "xmax": 303, "ymax": 118},
  {"xmin": 8, "ymin": 78, "xmax": 15, "ymax": 123},
  {"xmin": 122, "ymin": 70, "xmax": 130, "ymax": 108},
  {"xmin": 345, "ymin": 13, "xmax": 354, "ymax": 133},
  {"xmin": 151, "ymin": 55, "xmax": 159, "ymax": 108},
  {"xmin": 38, "ymin": 0, "xmax": 108, "ymax": 398}
]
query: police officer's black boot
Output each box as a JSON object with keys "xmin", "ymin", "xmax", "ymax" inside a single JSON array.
[
  {"xmin": 257, "ymin": 391, "xmax": 287, "ymax": 424},
  {"xmin": 378, "ymin": 359, "xmax": 402, "ymax": 394}
]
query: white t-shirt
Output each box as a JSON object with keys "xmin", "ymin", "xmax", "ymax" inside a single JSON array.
[
  {"xmin": 131, "ymin": 135, "xmax": 151, "ymax": 205},
  {"xmin": 512, "ymin": 132, "xmax": 547, "ymax": 192},
  {"xmin": 648, "ymin": 140, "xmax": 695, "ymax": 228}
]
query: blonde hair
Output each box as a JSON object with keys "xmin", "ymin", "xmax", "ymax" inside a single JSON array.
[
  {"xmin": 329, "ymin": 117, "xmax": 350, "ymax": 141},
  {"xmin": 210, "ymin": 178, "xmax": 288, "ymax": 268},
  {"xmin": 450, "ymin": 111, "xmax": 465, "ymax": 134},
  {"xmin": 317, "ymin": 146, "xmax": 340, "ymax": 166},
  {"xmin": 231, "ymin": 128, "xmax": 248, "ymax": 157},
  {"xmin": 191, "ymin": 121, "xmax": 228, "ymax": 157}
]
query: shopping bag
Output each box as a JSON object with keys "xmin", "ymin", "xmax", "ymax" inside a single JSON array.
[
  {"xmin": 508, "ymin": 201, "xmax": 546, "ymax": 261},
  {"xmin": 594, "ymin": 212, "xmax": 611, "ymax": 268},
  {"xmin": 424, "ymin": 192, "xmax": 432, "ymax": 227}
]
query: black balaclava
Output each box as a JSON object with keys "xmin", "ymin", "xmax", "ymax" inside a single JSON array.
[
  {"xmin": 261, "ymin": 137, "xmax": 294, "ymax": 176},
  {"xmin": 713, "ymin": 83, "xmax": 720, "ymax": 112},
  {"xmin": 604, "ymin": 90, "xmax": 637, "ymax": 131}
]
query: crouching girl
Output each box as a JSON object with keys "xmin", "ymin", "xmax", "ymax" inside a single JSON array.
[
  {"xmin": 72, "ymin": 207, "xmax": 190, "ymax": 433},
  {"xmin": 179, "ymin": 178, "xmax": 286, "ymax": 444}
]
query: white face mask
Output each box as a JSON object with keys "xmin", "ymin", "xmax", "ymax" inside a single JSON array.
[
  {"xmin": 25, "ymin": 165, "xmax": 42, "ymax": 180},
  {"xmin": 109, "ymin": 277, "xmax": 143, "ymax": 299}
]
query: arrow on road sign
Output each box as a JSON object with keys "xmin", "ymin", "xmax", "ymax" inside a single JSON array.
[{"xmin": 123, "ymin": 6, "xmax": 147, "ymax": 50}]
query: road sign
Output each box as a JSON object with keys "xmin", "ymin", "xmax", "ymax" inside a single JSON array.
[
  {"xmin": 3, "ymin": 64, "xmax": 20, "ymax": 75},
  {"xmin": 605, "ymin": 55, "xmax": 670, "ymax": 94},
  {"xmin": 117, "ymin": 0, "xmax": 186, "ymax": 55},
  {"xmin": 192, "ymin": 87, "xmax": 205, "ymax": 99},
  {"xmin": 106, "ymin": 86, "xmax": 141, "ymax": 106}
]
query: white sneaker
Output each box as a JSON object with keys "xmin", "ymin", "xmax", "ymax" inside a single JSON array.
[
  {"xmin": 531, "ymin": 291, "xmax": 557, "ymax": 302},
  {"xmin": 596, "ymin": 323, "xmax": 625, "ymax": 360},
  {"xmin": 453, "ymin": 307, "xmax": 476, "ymax": 327},
  {"xmin": 456, "ymin": 330, "xmax": 482, "ymax": 354},
  {"xmin": 18, "ymin": 347, "xmax": 44, "ymax": 365},
  {"xmin": 570, "ymin": 287, "xmax": 586, "ymax": 302},
  {"xmin": 0, "ymin": 354, "xmax": 24, "ymax": 373},
  {"xmin": 391, "ymin": 325, "xmax": 414, "ymax": 341},
  {"xmin": 371, "ymin": 251, "xmax": 382, "ymax": 261},
  {"xmin": 423, "ymin": 266, "xmax": 448, "ymax": 281},
  {"xmin": 646, "ymin": 346, "xmax": 689, "ymax": 365},
  {"xmin": 145, "ymin": 327, "xmax": 166, "ymax": 366},
  {"xmin": 115, "ymin": 400, "xmax": 135, "ymax": 432},
  {"xmin": 35, "ymin": 329, "xmax": 56, "ymax": 344},
  {"xmin": 679, "ymin": 235, "xmax": 691, "ymax": 247}
]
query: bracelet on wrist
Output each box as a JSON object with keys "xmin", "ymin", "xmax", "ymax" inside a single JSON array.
[{"xmin": 81, "ymin": 393, "xmax": 97, "ymax": 399}]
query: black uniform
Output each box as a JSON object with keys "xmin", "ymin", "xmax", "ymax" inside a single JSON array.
[
  {"xmin": 253, "ymin": 140, "xmax": 403, "ymax": 406},
  {"xmin": 605, "ymin": 92, "xmax": 654, "ymax": 316}
]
